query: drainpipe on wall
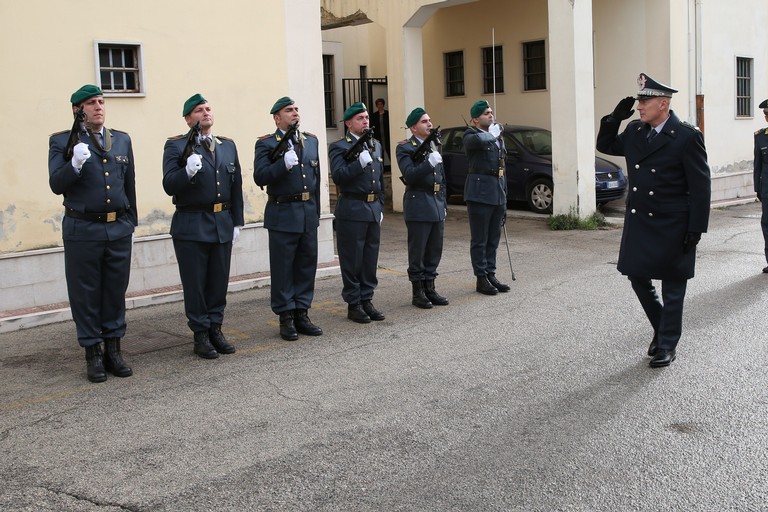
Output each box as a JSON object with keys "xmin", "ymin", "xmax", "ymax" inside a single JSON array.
[{"xmin": 695, "ymin": 0, "xmax": 704, "ymax": 132}]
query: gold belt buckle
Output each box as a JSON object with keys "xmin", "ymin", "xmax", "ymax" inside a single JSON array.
[
  {"xmin": 367, "ymin": 193, "xmax": 375, "ymax": 202},
  {"xmin": 434, "ymin": 184, "xmax": 441, "ymax": 192},
  {"xmin": 498, "ymin": 168, "xmax": 504, "ymax": 177},
  {"xmin": 106, "ymin": 211, "xmax": 117, "ymax": 222},
  {"xmin": 213, "ymin": 203, "xmax": 223, "ymax": 213},
  {"xmin": 301, "ymin": 192, "xmax": 310, "ymax": 201}
]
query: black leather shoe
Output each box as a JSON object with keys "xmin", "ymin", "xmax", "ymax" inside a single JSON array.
[
  {"xmin": 411, "ymin": 281, "xmax": 433, "ymax": 309},
  {"xmin": 294, "ymin": 309, "xmax": 323, "ymax": 336},
  {"xmin": 423, "ymin": 279, "xmax": 449, "ymax": 306},
  {"xmin": 85, "ymin": 344, "xmax": 107, "ymax": 383},
  {"xmin": 193, "ymin": 331, "xmax": 219, "ymax": 359},
  {"xmin": 476, "ymin": 276, "xmax": 498, "ymax": 295},
  {"xmin": 649, "ymin": 349, "xmax": 676, "ymax": 368},
  {"xmin": 362, "ymin": 300, "xmax": 385, "ymax": 321},
  {"xmin": 209, "ymin": 324, "xmax": 236, "ymax": 354},
  {"xmin": 487, "ymin": 273, "xmax": 511, "ymax": 292},
  {"xmin": 347, "ymin": 304, "xmax": 371, "ymax": 323},
  {"xmin": 103, "ymin": 337, "xmax": 133, "ymax": 377},
  {"xmin": 647, "ymin": 334, "xmax": 658, "ymax": 357},
  {"xmin": 763, "ymin": 266, "xmax": 768, "ymax": 273},
  {"xmin": 279, "ymin": 311, "xmax": 299, "ymax": 341}
]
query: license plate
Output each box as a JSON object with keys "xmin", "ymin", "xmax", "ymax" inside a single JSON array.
[{"xmin": 606, "ymin": 181, "xmax": 619, "ymax": 189}]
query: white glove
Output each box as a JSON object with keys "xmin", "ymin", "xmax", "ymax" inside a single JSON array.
[
  {"xmin": 283, "ymin": 149, "xmax": 299, "ymax": 170},
  {"xmin": 428, "ymin": 151, "xmax": 443, "ymax": 167},
  {"xmin": 71, "ymin": 142, "xmax": 91, "ymax": 170},
  {"xmin": 358, "ymin": 150, "xmax": 373, "ymax": 167},
  {"xmin": 233, "ymin": 226, "xmax": 241, "ymax": 245},
  {"xmin": 186, "ymin": 154, "xmax": 203, "ymax": 178},
  {"xmin": 380, "ymin": 212, "xmax": 383, "ymax": 224},
  {"xmin": 489, "ymin": 123, "xmax": 502, "ymax": 138}
]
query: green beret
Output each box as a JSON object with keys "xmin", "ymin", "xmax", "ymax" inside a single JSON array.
[
  {"xmin": 470, "ymin": 100, "xmax": 490, "ymax": 119},
  {"xmin": 270, "ymin": 96, "xmax": 294, "ymax": 115},
  {"xmin": 182, "ymin": 93, "xmax": 206, "ymax": 117},
  {"xmin": 70, "ymin": 84, "xmax": 102, "ymax": 105},
  {"xmin": 343, "ymin": 102, "xmax": 367, "ymax": 121},
  {"xmin": 406, "ymin": 107, "xmax": 426, "ymax": 128}
]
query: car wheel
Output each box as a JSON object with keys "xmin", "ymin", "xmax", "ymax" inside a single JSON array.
[{"xmin": 526, "ymin": 177, "xmax": 554, "ymax": 214}]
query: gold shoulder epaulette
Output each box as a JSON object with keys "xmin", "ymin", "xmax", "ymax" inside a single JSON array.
[{"xmin": 258, "ymin": 133, "xmax": 273, "ymax": 140}]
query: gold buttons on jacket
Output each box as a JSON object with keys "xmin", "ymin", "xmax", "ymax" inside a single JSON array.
[
  {"xmin": 630, "ymin": 208, "xmax": 636, "ymax": 214},
  {"xmin": 635, "ymin": 164, "xmax": 640, "ymax": 169},
  {"xmin": 649, "ymin": 191, "xmax": 654, "ymax": 196},
  {"xmin": 106, "ymin": 198, "xmax": 111, "ymax": 204},
  {"xmin": 105, "ymin": 172, "xmax": 109, "ymax": 176},
  {"xmin": 632, "ymin": 187, "xmax": 637, "ymax": 192},
  {"xmin": 106, "ymin": 185, "xmax": 110, "ymax": 190},
  {"xmin": 102, "ymin": 158, "xmax": 108, "ymax": 164}
]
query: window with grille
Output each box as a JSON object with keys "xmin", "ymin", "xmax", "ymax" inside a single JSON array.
[
  {"xmin": 444, "ymin": 51, "xmax": 465, "ymax": 97},
  {"xmin": 323, "ymin": 55, "xmax": 336, "ymax": 128},
  {"xmin": 523, "ymin": 40, "xmax": 546, "ymax": 91},
  {"xmin": 482, "ymin": 46, "xmax": 504, "ymax": 94},
  {"xmin": 736, "ymin": 57, "xmax": 753, "ymax": 117},
  {"xmin": 95, "ymin": 42, "xmax": 143, "ymax": 95}
]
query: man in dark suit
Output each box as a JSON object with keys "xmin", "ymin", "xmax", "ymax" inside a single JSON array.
[
  {"xmin": 463, "ymin": 99, "xmax": 511, "ymax": 296},
  {"xmin": 753, "ymin": 99, "xmax": 768, "ymax": 273},
  {"xmin": 254, "ymin": 96, "xmax": 323, "ymax": 341},
  {"xmin": 162, "ymin": 93, "xmax": 244, "ymax": 359},
  {"xmin": 370, "ymin": 98, "xmax": 390, "ymax": 164},
  {"xmin": 395, "ymin": 107, "xmax": 449, "ymax": 309},
  {"xmin": 329, "ymin": 102, "xmax": 386, "ymax": 323},
  {"xmin": 48, "ymin": 84, "xmax": 137, "ymax": 383},
  {"xmin": 597, "ymin": 73, "xmax": 711, "ymax": 368}
]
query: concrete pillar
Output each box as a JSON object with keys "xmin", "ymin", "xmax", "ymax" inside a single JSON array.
[{"xmin": 547, "ymin": 0, "xmax": 596, "ymax": 217}]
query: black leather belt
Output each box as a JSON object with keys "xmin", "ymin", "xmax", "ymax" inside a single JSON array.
[
  {"xmin": 176, "ymin": 202, "xmax": 231, "ymax": 213},
  {"xmin": 65, "ymin": 208, "xmax": 126, "ymax": 223},
  {"xmin": 268, "ymin": 192, "xmax": 312, "ymax": 203},
  {"xmin": 340, "ymin": 192, "xmax": 379, "ymax": 202},
  {"xmin": 468, "ymin": 168, "xmax": 504, "ymax": 177}
]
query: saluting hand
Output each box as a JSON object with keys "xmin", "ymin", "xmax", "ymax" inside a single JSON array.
[
  {"xmin": 610, "ymin": 97, "xmax": 636, "ymax": 121},
  {"xmin": 71, "ymin": 142, "xmax": 91, "ymax": 170},
  {"xmin": 489, "ymin": 123, "xmax": 503, "ymax": 138}
]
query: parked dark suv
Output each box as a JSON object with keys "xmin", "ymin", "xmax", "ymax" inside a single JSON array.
[{"xmin": 440, "ymin": 125, "xmax": 627, "ymax": 214}]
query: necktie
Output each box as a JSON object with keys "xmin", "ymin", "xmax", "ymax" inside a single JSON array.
[
  {"xmin": 201, "ymin": 136, "xmax": 212, "ymax": 152},
  {"xmin": 647, "ymin": 128, "xmax": 657, "ymax": 144}
]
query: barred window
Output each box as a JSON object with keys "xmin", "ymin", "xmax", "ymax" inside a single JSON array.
[
  {"xmin": 323, "ymin": 55, "xmax": 336, "ymax": 128},
  {"xmin": 736, "ymin": 57, "xmax": 753, "ymax": 117},
  {"xmin": 523, "ymin": 40, "xmax": 546, "ymax": 91},
  {"xmin": 445, "ymin": 51, "xmax": 465, "ymax": 97},
  {"xmin": 95, "ymin": 42, "xmax": 143, "ymax": 95},
  {"xmin": 482, "ymin": 46, "xmax": 504, "ymax": 94}
]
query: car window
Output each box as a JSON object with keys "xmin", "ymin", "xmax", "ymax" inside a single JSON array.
[
  {"xmin": 509, "ymin": 129, "xmax": 552, "ymax": 155},
  {"xmin": 443, "ymin": 128, "xmax": 466, "ymax": 153}
]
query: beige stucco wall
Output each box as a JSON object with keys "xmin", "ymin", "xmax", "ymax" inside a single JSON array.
[{"xmin": 0, "ymin": 0, "xmax": 330, "ymax": 254}]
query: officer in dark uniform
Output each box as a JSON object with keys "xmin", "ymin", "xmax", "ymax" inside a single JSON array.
[
  {"xmin": 48, "ymin": 84, "xmax": 137, "ymax": 383},
  {"xmin": 254, "ymin": 96, "xmax": 323, "ymax": 341},
  {"xmin": 329, "ymin": 102, "xmax": 386, "ymax": 323},
  {"xmin": 162, "ymin": 93, "xmax": 244, "ymax": 359},
  {"xmin": 597, "ymin": 73, "xmax": 711, "ymax": 368},
  {"xmin": 395, "ymin": 107, "xmax": 449, "ymax": 309},
  {"xmin": 463, "ymin": 99, "xmax": 511, "ymax": 296},
  {"xmin": 753, "ymin": 99, "xmax": 768, "ymax": 273}
]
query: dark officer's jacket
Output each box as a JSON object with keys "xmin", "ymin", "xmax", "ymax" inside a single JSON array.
[
  {"xmin": 162, "ymin": 135, "xmax": 244, "ymax": 243},
  {"xmin": 329, "ymin": 133, "xmax": 385, "ymax": 222},
  {"xmin": 253, "ymin": 129, "xmax": 321, "ymax": 233},
  {"xmin": 49, "ymin": 128, "xmax": 137, "ymax": 241},
  {"xmin": 597, "ymin": 110, "xmax": 711, "ymax": 280},
  {"xmin": 754, "ymin": 127, "xmax": 768, "ymax": 195},
  {"xmin": 395, "ymin": 135, "xmax": 447, "ymax": 222},
  {"xmin": 462, "ymin": 127, "xmax": 507, "ymax": 206}
]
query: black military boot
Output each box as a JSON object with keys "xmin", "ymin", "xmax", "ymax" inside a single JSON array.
[
  {"xmin": 85, "ymin": 344, "xmax": 107, "ymax": 383},
  {"xmin": 487, "ymin": 273, "xmax": 511, "ymax": 293},
  {"xmin": 209, "ymin": 323, "xmax": 236, "ymax": 354},
  {"xmin": 294, "ymin": 309, "xmax": 323, "ymax": 336},
  {"xmin": 347, "ymin": 304, "xmax": 371, "ymax": 324},
  {"xmin": 193, "ymin": 331, "xmax": 219, "ymax": 359},
  {"xmin": 103, "ymin": 337, "xmax": 133, "ymax": 377},
  {"xmin": 411, "ymin": 280, "xmax": 433, "ymax": 309},
  {"xmin": 279, "ymin": 311, "xmax": 299, "ymax": 341},
  {"xmin": 362, "ymin": 300, "xmax": 385, "ymax": 321},
  {"xmin": 423, "ymin": 279, "xmax": 449, "ymax": 306},
  {"xmin": 476, "ymin": 275, "xmax": 498, "ymax": 295}
]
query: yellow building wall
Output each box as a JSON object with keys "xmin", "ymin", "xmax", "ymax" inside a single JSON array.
[{"xmin": 0, "ymin": 0, "xmax": 314, "ymax": 253}]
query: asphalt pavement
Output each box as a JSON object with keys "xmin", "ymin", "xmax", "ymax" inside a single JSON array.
[{"xmin": 1, "ymin": 201, "xmax": 767, "ymax": 511}]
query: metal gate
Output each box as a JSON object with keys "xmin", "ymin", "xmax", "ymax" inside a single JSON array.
[{"xmin": 342, "ymin": 76, "xmax": 387, "ymax": 110}]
